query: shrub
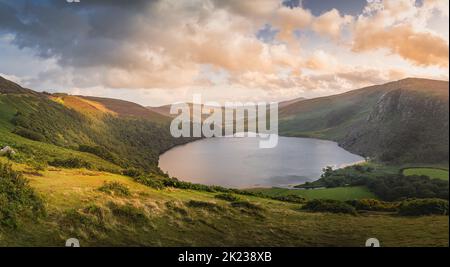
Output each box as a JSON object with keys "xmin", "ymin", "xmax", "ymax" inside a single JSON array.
[
  {"xmin": 13, "ymin": 127, "xmax": 45, "ymax": 142},
  {"xmin": 346, "ymin": 199, "xmax": 399, "ymax": 212},
  {"xmin": 79, "ymin": 145, "xmax": 119, "ymax": 164},
  {"xmin": 59, "ymin": 208, "xmax": 107, "ymax": 238},
  {"xmin": 302, "ymin": 199, "xmax": 357, "ymax": 215},
  {"xmin": 163, "ymin": 179, "xmax": 215, "ymax": 192},
  {"xmin": 83, "ymin": 204, "xmax": 107, "ymax": 221},
  {"xmin": 367, "ymin": 175, "xmax": 448, "ymax": 201},
  {"xmin": 0, "ymin": 162, "xmax": 45, "ymax": 228},
  {"xmin": 165, "ymin": 201, "xmax": 189, "ymax": 216},
  {"xmin": 230, "ymin": 201, "xmax": 264, "ymax": 211},
  {"xmin": 60, "ymin": 209, "xmax": 103, "ymax": 229},
  {"xmin": 271, "ymin": 195, "xmax": 306, "ymax": 204},
  {"xmin": 108, "ymin": 202, "xmax": 148, "ymax": 224},
  {"xmin": 399, "ymin": 199, "xmax": 449, "ymax": 216},
  {"xmin": 133, "ymin": 175, "xmax": 166, "ymax": 190},
  {"xmin": 49, "ymin": 157, "xmax": 92, "ymax": 169},
  {"xmin": 186, "ymin": 200, "xmax": 224, "ymax": 212},
  {"xmin": 215, "ymin": 193, "xmax": 240, "ymax": 202},
  {"xmin": 98, "ymin": 181, "xmax": 130, "ymax": 197},
  {"xmin": 122, "ymin": 168, "xmax": 143, "ymax": 178}
]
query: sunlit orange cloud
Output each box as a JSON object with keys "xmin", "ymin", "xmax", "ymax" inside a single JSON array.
[
  {"xmin": 0, "ymin": 0, "xmax": 448, "ymax": 105},
  {"xmin": 352, "ymin": 0, "xmax": 449, "ymax": 68},
  {"xmin": 98, "ymin": 0, "xmax": 448, "ymax": 93},
  {"xmin": 352, "ymin": 23, "xmax": 449, "ymax": 67}
]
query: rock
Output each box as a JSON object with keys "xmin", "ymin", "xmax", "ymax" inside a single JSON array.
[{"xmin": 0, "ymin": 146, "xmax": 16, "ymax": 156}]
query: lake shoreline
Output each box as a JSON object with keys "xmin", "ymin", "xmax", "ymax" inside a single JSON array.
[{"xmin": 159, "ymin": 135, "xmax": 365, "ymax": 189}]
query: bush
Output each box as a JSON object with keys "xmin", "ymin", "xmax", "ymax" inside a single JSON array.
[
  {"xmin": 215, "ymin": 193, "xmax": 240, "ymax": 202},
  {"xmin": 13, "ymin": 127, "xmax": 45, "ymax": 142},
  {"xmin": 49, "ymin": 157, "xmax": 92, "ymax": 169},
  {"xmin": 133, "ymin": 175, "xmax": 166, "ymax": 190},
  {"xmin": 399, "ymin": 199, "xmax": 449, "ymax": 216},
  {"xmin": 230, "ymin": 201, "xmax": 264, "ymax": 211},
  {"xmin": 122, "ymin": 168, "xmax": 143, "ymax": 178},
  {"xmin": 163, "ymin": 178, "xmax": 215, "ymax": 192},
  {"xmin": 367, "ymin": 175, "xmax": 448, "ymax": 201},
  {"xmin": 108, "ymin": 202, "xmax": 148, "ymax": 224},
  {"xmin": 79, "ymin": 145, "xmax": 119, "ymax": 164},
  {"xmin": 186, "ymin": 200, "xmax": 224, "ymax": 212},
  {"xmin": 272, "ymin": 195, "xmax": 306, "ymax": 204},
  {"xmin": 98, "ymin": 181, "xmax": 130, "ymax": 197},
  {"xmin": 302, "ymin": 199, "xmax": 357, "ymax": 215},
  {"xmin": 83, "ymin": 204, "xmax": 106, "ymax": 221},
  {"xmin": 0, "ymin": 163, "xmax": 45, "ymax": 228},
  {"xmin": 346, "ymin": 199, "xmax": 399, "ymax": 212},
  {"xmin": 60, "ymin": 208, "xmax": 104, "ymax": 229}
]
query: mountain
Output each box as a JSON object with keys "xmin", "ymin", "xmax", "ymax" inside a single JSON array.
[
  {"xmin": 0, "ymin": 76, "xmax": 190, "ymax": 172},
  {"xmin": 78, "ymin": 96, "xmax": 169, "ymax": 122},
  {"xmin": 1, "ymin": 75, "xmax": 449, "ymax": 247},
  {"xmin": 279, "ymin": 78, "xmax": 449, "ymax": 164},
  {"xmin": 1, "ymin": 75, "xmax": 448, "ymax": 172},
  {"xmin": 147, "ymin": 103, "xmax": 224, "ymax": 118},
  {"xmin": 147, "ymin": 104, "xmax": 173, "ymax": 117},
  {"xmin": 147, "ymin": 98, "xmax": 307, "ymax": 117},
  {"xmin": 278, "ymin": 97, "xmax": 307, "ymax": 108},
  {"xmin": 0, "ymin": 76, "xmax": 38, "ymax": 95}
]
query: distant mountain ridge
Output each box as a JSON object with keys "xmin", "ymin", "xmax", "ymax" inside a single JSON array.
[
  {"xmin": 0, "ymin": 76, "xmax": 189, "ymax": 171},
  {"xmin": 1, "ymin": 75, "xmax": 448, "ymax": 167},
  {"xmin": 0, "ymin": 76, "xmax": 38, "ymax": 95},
  {"xmin": 279, "ymin": 78, "xmax": 449, "ymax": 164},
  {"xmin": 147, "ymin": 97, "xmax": 307, "ymax": 117}
]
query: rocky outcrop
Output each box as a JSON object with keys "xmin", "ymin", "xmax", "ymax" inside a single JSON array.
[
  {"xmin": 341, "ymin": 86, "xmax": 449, "ymax": 164},
  {"xmin": 0, "ymin": 146, "xmax": 16, "ymax": 156}
]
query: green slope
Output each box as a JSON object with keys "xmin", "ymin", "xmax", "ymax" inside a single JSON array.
[
  {"xmin": 0, "ymin": 161, "xmax": 447, "ymax": 247},
  {"xmin": 248, "ymin": 186, "xmax": 377, "ymax": 201},
  {"xmin": 0, "ymin": 76, "xmax": 193, "ymax": 172},
  {"xmin": 1, "ymin": 76, "xmax": 449, "ymax": 247},
  {"xmin": 279, "ymin": 78, "xmax": 449, "ymax": 164}
]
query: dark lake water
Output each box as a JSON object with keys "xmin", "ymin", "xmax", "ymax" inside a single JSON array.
[{"xmin": 159, "ymin": 136, "xmax": 364, "ymax": 188}]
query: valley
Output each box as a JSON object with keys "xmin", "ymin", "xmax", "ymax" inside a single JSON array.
[
  {"xmin": 0, "ymin": 76, "xmax": 449, "ymax": 247},
  {"xmin": 1, "ymin": 158, "xmax": 448, "ymax": 247}
]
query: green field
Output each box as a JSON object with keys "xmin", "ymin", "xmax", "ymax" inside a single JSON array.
[
  {"xmin": 0, "ymin": 163, "xmax": 447, "ymax": 247},
  {"xmin": 248, "ymin": 186, "xmax": 378, "ymax": 201},
  {"xmin": 403, "ymin": 168, "xmax": 449, "ymax": 181}
]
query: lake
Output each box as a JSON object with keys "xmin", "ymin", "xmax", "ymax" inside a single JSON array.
[{"xmin": 159, "ymin": 136, "xmax": 364, "ymax": 188}]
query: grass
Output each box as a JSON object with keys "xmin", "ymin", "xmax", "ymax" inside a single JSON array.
[
  {"xmin": 248, "ymin": 186, "xmax": 378, "ymax": 201},
  {"xmin": 403, "ymin": 168, "xmax": 449, "ymax": 181},
  {"xmin": 0, "ymin": 126, "xmax": 121, "ymax": 173},
  {"xmin": 0, "ymin": 164, "xmax": 447, "ymax": 247},
  {"xmin": 98, "ymin": 181, "xmax": 131, "ymax": 197}
]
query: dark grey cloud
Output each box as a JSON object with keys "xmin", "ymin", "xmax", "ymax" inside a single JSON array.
[
  {"xmin": 282, "ymin": 0, "xmax": 301, "ymax": 9},
  {"xmin": 0, "ymin": 0, "xmax": 157, "ymax": 68}
]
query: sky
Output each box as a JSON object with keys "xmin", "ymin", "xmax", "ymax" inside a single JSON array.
[{"xmin": 0, "ymin": 0, "xmax": 448, "ymax": 106}]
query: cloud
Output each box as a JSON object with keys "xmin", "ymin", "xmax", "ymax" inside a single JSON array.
[
  {"xmin": 305, "ymin": 50, "xmax": 338, "ymax": 71},
  {"xmin": 272, "ymin": 6, "xmax": 313, "ymax": 42},
  {"xmin": 211, "ymin": 0, "xmax": 280, "ymax": 20},
  {"xmin": 312, "ymin": 9, "xmax": 353, "ymax": 39},
  {"xmin": 352, "ymin": 0, "xmax": 449, "ymax": 67},
  {"xmin": 353, "ymin": 23, "xmax": 449, "ymax": 67},
  {"xmin": 0, "ymin": 0, "xmax": 447, "ymax": 105}
]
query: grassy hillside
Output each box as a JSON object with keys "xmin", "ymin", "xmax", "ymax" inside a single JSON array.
[
  {"xmin": 403, "ymin": 168, "xmax": 449, "ymax": 181},
  {"xmin": 0, "ymin": 159, "xmax": 447, "ymax": 247},
  {"xmin": 80, "ymin": 96, "xmax": 169, "ymax": 122},
  {"xmin": 279, "ymin": 78, "xmax": 449, "ymax": 164},
  {"xmin": 0, "ymin": 76, "xmax": 194, "ymax": 172},
  {"xmin": 1, "ymin": 76, "xmax": 449, "ymax": 247},
  {"xmin": 248, "ymin": 186, "xmax": 377, "ymax": 201}
]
